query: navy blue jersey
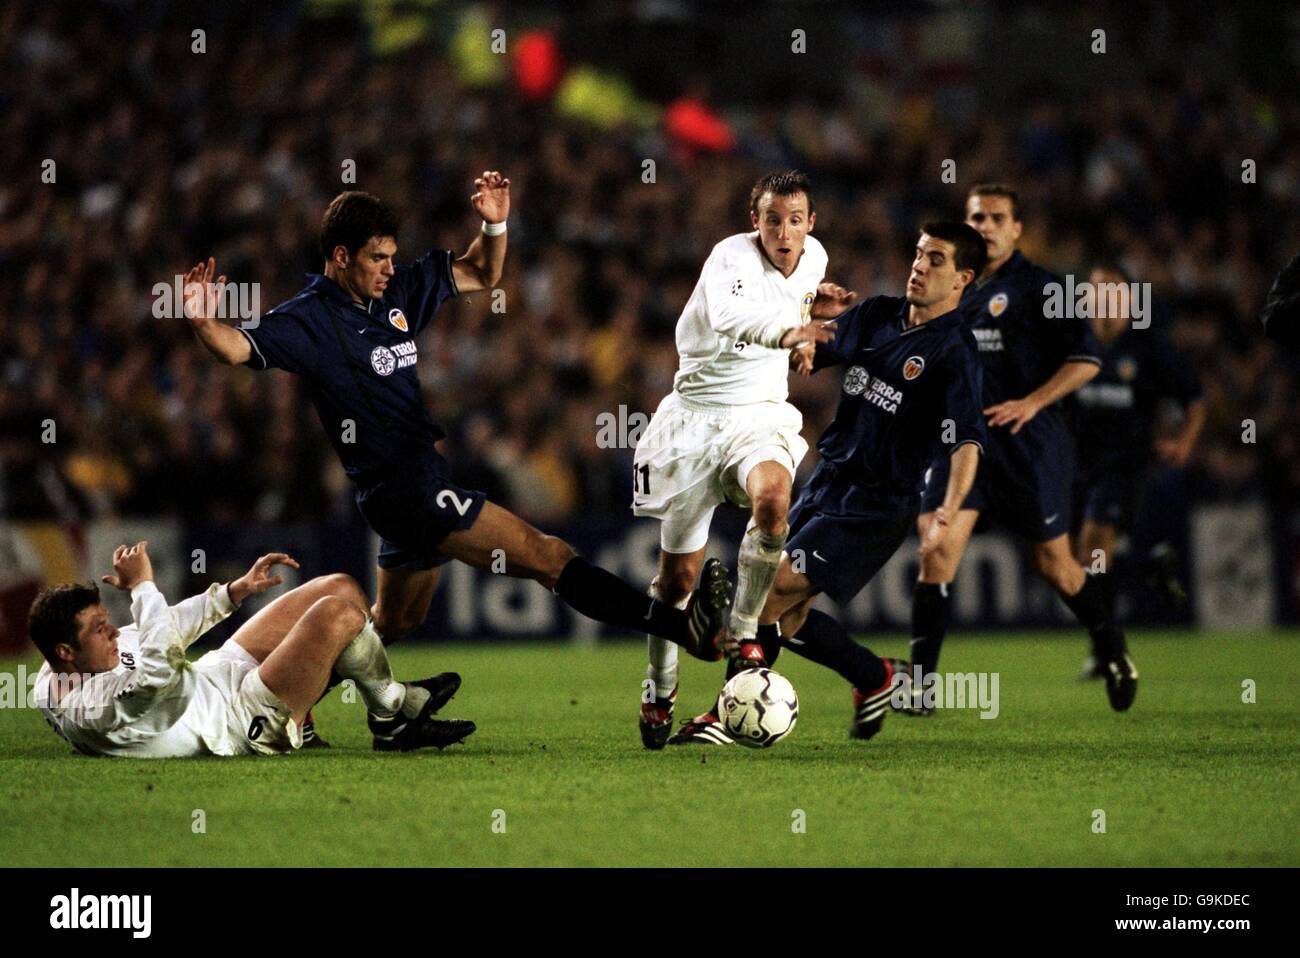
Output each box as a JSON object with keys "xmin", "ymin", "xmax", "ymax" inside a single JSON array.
[
  {"xmin": 961, "ymin": 251, "xmax": 1101, "ymax": 414},
  {"xmin": 1073, "ymin": 326, "xmax": 1201, "ymax": 474},
  {"xmin": 240, "ymin": 250, "xmax": 458, "ymax": 485},
  {"xmin": 811, "ymin": 295, "xmax": 986, "ymax": 505}
]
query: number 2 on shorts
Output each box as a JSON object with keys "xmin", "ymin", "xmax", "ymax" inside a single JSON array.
[{"xmin": 436, "ymin": 488, "xmax": 472, "ymax": 516}]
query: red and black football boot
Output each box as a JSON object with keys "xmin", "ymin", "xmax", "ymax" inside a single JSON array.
[
  {"xmin": 851, "ymin": 657, "xmax": 911, "ymax": 739},
  {"xmin": 681, "ymin": 558, "xmax": 732, "ymax": 662},
  {"xmin": 639, "ymin": 684, "xmax": 677, "ymax": 750},
  {"xmin": 301, "ymin": 709, "xmax": 330, "ymax": 749},
  {"xmin": 667, "ymin": 711, "xmax": 734, "ymax": 746}
]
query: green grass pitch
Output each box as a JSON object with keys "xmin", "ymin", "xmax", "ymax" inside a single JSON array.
[{"xmin": 2, "ymin": 631, "xmax": 1297, "ymax": 867}]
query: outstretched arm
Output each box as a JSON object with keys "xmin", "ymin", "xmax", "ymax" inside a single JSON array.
[
  {"xmin": 157, "ymin": 551, "xmax": 301, "ymax": 644},
  {"xmin": 182, "ymin": 258, "xmax": 251, "ymax": 365},
  {"xmin": 984, "ymin": 359, "xmax": 1099, "ymax": 434},
  {"xmin": 452, "ymin": 171, "xmax": 510, "ymax": 293}
]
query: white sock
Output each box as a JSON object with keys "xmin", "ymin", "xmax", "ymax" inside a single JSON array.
[
  {"xmin": 646, "ymin": 579, "xmax": 686, "ymax": 700},
  {"xmin": 334, "ymin": 618, "xmax": 406, "ymax": 718},
  {"xmin": 729, "ymin": 520, "xmax": 787, "ymax": 641}
]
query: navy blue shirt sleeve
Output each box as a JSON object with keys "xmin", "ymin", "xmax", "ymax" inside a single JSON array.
[
  {"xmin": 941, "ymin": 332, "xmax": 988, "ymax": 455},
  {"xmin": 390, "ymin": 249, "xmax": 459, "ymax": 336},
  {"xmin": 1036, "ymin": 267, "xmax": 1102, "ymax": 367},
  {"xmin": 239, "ymin": 307, "xmax": 320, "ymax": 375},
  {"xmin": 813, "ymin": 295, "xmax": 881, "ymax": 371}
]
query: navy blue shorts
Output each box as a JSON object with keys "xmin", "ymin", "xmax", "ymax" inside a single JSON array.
[
  {"xmin": 1075, "ymin": 464, "xmax": 1141, "ymax": 528},
  {"xmin": 355, "ymin": 456, "xmax": 488, "ymax": 571},
  {"xmin": 922, "ymin": 422, "xmax": 1073, "ymax": 543},
  {"xmin": 785, "ymin": 469, "xmax": 917, "ymax": 606}
]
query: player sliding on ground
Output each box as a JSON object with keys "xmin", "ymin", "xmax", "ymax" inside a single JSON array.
[
  {"xmin": 632, "ymin": 171, "xmax": 856, "ymax": 748},
  {"xmin": 180, "ymin": 175, "xmax": 732, "ymax": 710},
  {"xmin": 671, "ymin": 223, "xmax": 987, "ymax": 744},
  {"xmin": 30, "ymin": 542, "xmax": 473, "ymax": 757}
]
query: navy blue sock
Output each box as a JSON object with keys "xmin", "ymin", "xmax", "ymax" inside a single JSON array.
[
  {"xmin": 787, "ymin": 609, "xmax": 885, "ymax": 692},
  {"xmin": 554, "ymin": 557, "xmax": 690, "ymax": 644},
  {"xmin": 757, "ymin": 622, "xmax": 783, "ymax": 666},
  {"xmin": 911, "ymin": 582, "xmax": 950, "ymax": 679},
  {"xmin": 1061, "ymin": 573, "xmax": 1127, "ymax": 660},
  {"xmin": 1101, "ymin": 555, "xmax": 1123, "ymax": 620}
]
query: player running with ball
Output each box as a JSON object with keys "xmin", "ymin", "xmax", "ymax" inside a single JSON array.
[
  {"xmin": 672, "ymin": 223, "xmax": 988, "ymax": 744},
  {"xmin": 635, "ymin": 170, "xmax": 857, "ymax": 748}
]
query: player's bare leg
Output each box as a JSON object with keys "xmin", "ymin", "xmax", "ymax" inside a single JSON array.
[
  {"xmin": 231, "ymin": 573, "xmax": 369, "ymax": 662},
  {"xmin": 256, "ymin": 595, "xmax": 372, "ymax": 724},
  {"xmin": 230, "ymin": 572, "xmax": 370, "ymax": 747},
  {"xmin": 661, "ymin": 459, "xmax": 792, "ymax": 749},
  {"xmin": 256, "ymin": 593, "xmax": 473, "ymax": 751},
  {"xmin": 1075, "ymin": 520, "xmax": 1118, "ymax": 572},
  {"xmin": 916, "ymin": 507, "xmax": 980, "ymax": 584},
  {"xmin": 640, "ymin": 547, "xmax": 705, "ymax": 749},
  {"xmin": 775, "ymin": 594, "xmax": 815, "ymax": 639},
  {"xmin": 372, "ymin": 565, "xmax": 442, "ymax": 644},
  {"xmin": 1029, "ymin": 533, "xmax": 1086, "ymax": 595},
  {"xmin": 438, "ymin": 501, "xmax": 730, "ymax": 659},
  {"xmin": 728, "ymin": 459, "xmax": 793, "ymax": 666},
  {"xmin": 1031, "ymin": 533, "xmax": 1137, "ymax": 710}
]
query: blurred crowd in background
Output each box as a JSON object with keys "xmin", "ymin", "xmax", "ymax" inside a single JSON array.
[{"xmin": 2, "ymin": 0, "xmax": 1298, "ymax": 535}]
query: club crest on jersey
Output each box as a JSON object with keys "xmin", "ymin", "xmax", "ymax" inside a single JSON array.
[
  {"xmin": 1117, "ymin": 356, "xmax": 1138, "ymax": 382},
  {"xmin": 903, "ymin": 356, "xmax": 925, "ymax": 380},
  {"xmin": 988, "ymin": 292, "xmax": 1009, "ymax": 317},
  {"xmin": 388, "ymin": 308, "xmax": 409, "ymax": 332},
  {"xmin": 843, "ymin": 365, "xmax": 870, "ymax": 395},
  {"xmin": 371, "ymin": 346, "xmax": 397, "ymax": 376},
  {"xmin": 800, "ymin": 291, "xmax": 815, "ymax": 324}
]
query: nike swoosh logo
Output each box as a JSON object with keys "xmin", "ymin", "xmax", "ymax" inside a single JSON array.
[
  {"xmin": 812, "ymin": 550, "xmax": 828, "ymax": 562},
  {"xmin": 1044, "ymin": 514, "xmax": 1059, "ymax": 524},
  {"xmin": 787, "ymin": 636, "xmax": 805, "ymax": 645},
  {"xmin": 643, "ymin": 599, "xmax": 655, "ymax": 621}
]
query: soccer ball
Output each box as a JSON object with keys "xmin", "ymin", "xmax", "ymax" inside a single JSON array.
[{"xmin": 718, "ymin": 668, "xmax": 798, "ymax": 748}]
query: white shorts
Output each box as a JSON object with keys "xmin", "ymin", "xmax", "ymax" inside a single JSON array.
[
  {"xmin": 632, "ymin": 392, "xmax": 808, "ymax": 553},
  {"xmin": 191, "ymin": 640, "xmax": 302, "ymax": 757}
]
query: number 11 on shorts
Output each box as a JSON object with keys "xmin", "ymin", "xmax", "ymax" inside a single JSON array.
[{"xmin": 633, "ymin": 463, "xmax": 651, "ymax": 495}]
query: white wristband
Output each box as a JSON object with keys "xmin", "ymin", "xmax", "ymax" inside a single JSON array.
[{"xmin": 482, "ymin": 220, "xmax": 507, "ymax": 236}]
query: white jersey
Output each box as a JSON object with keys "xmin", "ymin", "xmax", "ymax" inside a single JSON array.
[
  {"xmin": 672, "ymin": 231, "xmax": 827, "ymax": 405},
  {"xmin": 35, "ymin": 581, "xmax": 238, "ymax": 758}
]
